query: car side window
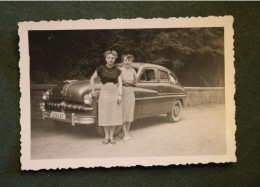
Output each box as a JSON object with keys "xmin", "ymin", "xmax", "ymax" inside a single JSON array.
[
  {"xmin": 140, "ymin": 69, "xmax": 156, "ymax": 82},
  {"xmin": 169, "ymin": 74, "xmax": 177, "ymax": 84},
  {"xmin": 158, "ymin": 70, "xmax": 169, "ymax": 82}
]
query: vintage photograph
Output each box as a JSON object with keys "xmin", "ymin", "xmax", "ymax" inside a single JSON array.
[{"xmin": 19, "ymin": 17, "xmax": 236, "ymax": 170}]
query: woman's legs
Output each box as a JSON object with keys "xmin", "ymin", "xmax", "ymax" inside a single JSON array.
[
  {"xmin": 103, "ymin": 126, "xmax": 110, "ymax": 144},
  {"xmin": 109, "ymin": 126, "xmax": 116, "ymax": 144},
  {"xmin": 103, "ymin": 126, "xmax": 117, "ymax": 144},
  {"xmin": 122, "ymin": 122, "xmax": 131, "ymax": 141},
  {"xmin": 104, "ymin": 126, "xmax": 110, "ymax": 139},
  {"xmin": 126, "ymin": 122, "xmax": 131, "ymax": 134},
  {"xmin": 122, "ymin": 123, "xmax": 128, "ymax": 140},
  {"xmin": 126, "ymin": 122, "xmax": 132, "ymax": 139}
]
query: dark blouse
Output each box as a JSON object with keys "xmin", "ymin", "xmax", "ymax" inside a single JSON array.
[{"xmin": 96, "ymin": 65, "xmax": 122, "ymax": 84}]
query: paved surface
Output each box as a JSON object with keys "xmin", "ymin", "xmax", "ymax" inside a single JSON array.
[{"xmin": 31, "ymin": 104, "xmax": 226, "ymax": 159}]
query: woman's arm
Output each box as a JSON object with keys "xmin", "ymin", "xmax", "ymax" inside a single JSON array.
[
  {"xmin": 117, "ymin": 75, "xmax": 122, "ymax": 103},
  {"xmin": 133, "ymin": 70, "xmax": 137, "ymax": 86},
  {"xmin": 90, "ymin": 70, "xmax": 98, "ymax": 96}
]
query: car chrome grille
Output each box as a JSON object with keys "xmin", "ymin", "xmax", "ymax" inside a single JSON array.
[{"xmin": 45, "ymin": 101, "xmax": 93, "ymax": 111}]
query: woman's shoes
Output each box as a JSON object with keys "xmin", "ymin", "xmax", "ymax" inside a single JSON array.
[
  {"xmin": 103, "ymin": 135, "xmax": 132, "ymax": 144},
  {"xmin": 110, "ymin": 139, "xmax": 116, "ymax": 145},
  {"xmin": 123, "ymin": 135, "xmax": 130, "ymax": 141},
  {"xmin": 102, "ymin": 139, "xmax": 109, "ymax": 144},
  {"xmin": 103, "ymin": 138, "xmax": 116, "ymax": 144}
]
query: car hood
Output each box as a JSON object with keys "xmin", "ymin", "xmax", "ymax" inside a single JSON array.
[{"xmin": 51, "ymin": 80, "xmax": 102, "ymax": 102}]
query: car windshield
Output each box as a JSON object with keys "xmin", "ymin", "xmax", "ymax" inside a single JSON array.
[{"xmin": 132, "ymin": 67, "xmax": 138, "ymax": 73}]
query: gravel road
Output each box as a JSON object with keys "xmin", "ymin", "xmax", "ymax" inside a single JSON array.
[{"xmin": 31, "ymin": 104, "xmax": 226, "ymax": 159}]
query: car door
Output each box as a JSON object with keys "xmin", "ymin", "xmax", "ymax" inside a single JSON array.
[
  {"xmin": 135, "ymin": 68, "xmax": 162, "ymax": 116},
  {"xmin": 156, "ymin": 69, "xmax": 173, "ymax": 112},
  {"xmin": 131, "ymin": 67, "xmax": 142, "ymax": 120},
  {"xmin": 157, "ymin": 69, "xmax": 171, "ymax": 94},
  {"xmin": 166, "ymin": 72, "xmax": 186, "ymax": 94},
  {"xmin": 137, "ymin": 68, "xmax": 159, "ymax": 92}
]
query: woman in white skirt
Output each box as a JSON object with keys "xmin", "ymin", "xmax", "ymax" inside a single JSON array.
[
  {"xmin": 120, "ymin": 54, "xmax": 137, "ymax": 141},
  {"xmin": 90, "ymin": 50, "xmax": 123, "ymax": 144}
]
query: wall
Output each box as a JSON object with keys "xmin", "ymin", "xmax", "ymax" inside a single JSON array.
[{"xmin": 185, "ymin": 87, "xmax": 225, "ymax": 107}]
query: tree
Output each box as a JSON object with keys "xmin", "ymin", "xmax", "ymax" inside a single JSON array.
[{"xmin": 29, "ymin": 28, "xmax": 224, "ymax": 87}]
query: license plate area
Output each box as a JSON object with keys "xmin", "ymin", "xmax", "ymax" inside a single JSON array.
[{"xmin": 50, "ymin": 111, "xmax": 66, "ymax": 120}]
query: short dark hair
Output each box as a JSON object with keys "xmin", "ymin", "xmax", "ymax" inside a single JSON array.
[{"xmin": 121, "ymin": 54, "xmax": 135, "ymax": 62}]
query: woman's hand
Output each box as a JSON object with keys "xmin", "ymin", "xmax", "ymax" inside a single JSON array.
[
  {"xmin": 91, "ymin": 91, "xmax": 97, "ymax": 98},
  {"xmin": 118, "ymin": 75, "xmax": 123, "ymax": 104},
  {"xmin": 117, "ymin": 95, "xmax": 122, "ymax": 104}
]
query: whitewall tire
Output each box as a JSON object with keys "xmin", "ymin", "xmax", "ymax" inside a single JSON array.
[{"xmin": 167, "ymin": 100, "xmax": 183, "ymax": 122}]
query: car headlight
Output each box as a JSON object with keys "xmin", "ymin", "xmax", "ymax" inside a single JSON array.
[
  {"xmin": 83, "ymin": 93, "xmax": 93, "ymax": 105},
  {"xmin": 42, "ymin": 91, "xmax": 50, "ymax": 100},
  {"xmin": 40, "ymin": 102, "xmax": 45, "ymax": 110}
]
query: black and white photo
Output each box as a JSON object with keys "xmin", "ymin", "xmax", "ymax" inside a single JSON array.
[{"xmin": 19, "ymin": 17, "xmax": 236, "ymax": 170}]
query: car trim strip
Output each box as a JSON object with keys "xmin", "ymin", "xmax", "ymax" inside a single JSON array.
[
  {"xmin": 135, "ymin": 94, "xmax": 187, "ymax": 100},
  {"xmin": 45, "ymin": 102, "xmax": 93, "ymax": 111}
]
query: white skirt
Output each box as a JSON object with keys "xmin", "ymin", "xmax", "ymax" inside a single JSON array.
[
  {"xmin": 98, "ymin": 83, "xmax": 122, "ymax": 126},
  {"xmin": 122, "ymin": 86, "xmax": 135, "ymax": 123}
]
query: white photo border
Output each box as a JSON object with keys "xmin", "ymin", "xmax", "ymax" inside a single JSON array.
[{"xmin": 19, "ymin": 16, "xmax": 236, "ymax": 170}]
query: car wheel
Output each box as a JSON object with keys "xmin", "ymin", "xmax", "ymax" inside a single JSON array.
[
  {"xmin": 96, "ymin": 125, "xmax": 122, "ymax": 137},
  {"xmin": 167, "ymin": 100, "xmax": 182, "ymax": 122}
]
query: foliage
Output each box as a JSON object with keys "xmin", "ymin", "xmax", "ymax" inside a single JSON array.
[{"xmin": 29, "ymin": 28, "xmax": 224, "ymax": 86}]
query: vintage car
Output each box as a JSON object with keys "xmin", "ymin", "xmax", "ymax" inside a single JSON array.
[{"xmin": 40, "ymin": 63, "xmax": 187, "ymax": 136}]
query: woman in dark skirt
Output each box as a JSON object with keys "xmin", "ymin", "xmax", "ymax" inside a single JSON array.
[
  {"xmin": 90, "ymin": 50, "xmax": 123, "ymax": 144},
  {"xmin": 119, "ymin": 54, "xmax": 137, "ymax": 141}
]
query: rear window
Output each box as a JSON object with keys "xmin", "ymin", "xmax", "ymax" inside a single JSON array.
[
  {"xmin": 169, "ymin": 74, "xmax": 177, "ymax": 84},
  {"xmin": 158, "ymin": 70, "xmax": 169, "ymax": 82}
]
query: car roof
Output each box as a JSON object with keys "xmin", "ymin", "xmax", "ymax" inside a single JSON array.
[{"xmin": 116, "ymin": 62, "xmax": 170, "ymax": 72}]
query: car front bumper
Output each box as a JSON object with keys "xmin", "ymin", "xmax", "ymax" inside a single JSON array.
[
  {"xmin": 42, "ymin": 110, "xmax": 96, "ymax": 126},
  {"xmin": 40, "ymin": 102, "xmax": 96, "ymax": 126}
]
